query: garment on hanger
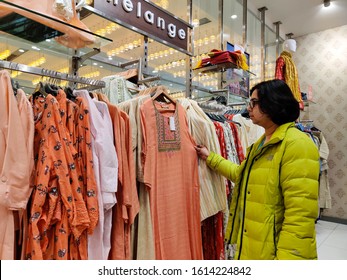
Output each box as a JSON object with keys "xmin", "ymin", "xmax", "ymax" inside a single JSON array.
[
  {"xmin": 296, "ymin": 122, "xmax": 331, "ymax": 211},
  {"xmin": 315, "ymin": 132, "xmax": 331, "ymax": 209},
  {"xmin": 118, "ymin": 94, "xmax": 150, "ymax": 182},
  {"xmin": 27, "ymin": 93, "xmax": 91, "ymax": 260},
  {"xmin": 232, "ymin": 114, "xmax": 264, "ymax": 155},
  {"xmin": 118, "ymin": 94, "xmax": 154, "ymax": 260},
  {"xmin": 140, "ymin": 97, "xmax": 203, "ymax": 260},
  {"xmin": 101, "ymin": 75, "xmax": 133, "ymax": 104},
  {"xmin": 106, "ymin": 101, "xmax": 139, "ymax": 260},
  {"xmin": 0, "ymin": 71, "xmax": 34, "ymax": 260},
  {"xmin": 115, "ymin": 68, "xmax": 139, "ymax": 85},
  {"xmin": 150, "ymin": 86, "xmax": 176, "ymax": 104},
  {"xmin": 74, "ymin": 89, "xmax": 118, "ymax": 260},
  {"xmin": 177, "ymin": 98, "xmax": 227, "ymax": 220},
  {"xmin": 14, "ymin": 88, "xmax": 34, "ymax": 260},
  {"xmin": 177, "ymin": 98, "xmax": 227, "ymax": 260}
]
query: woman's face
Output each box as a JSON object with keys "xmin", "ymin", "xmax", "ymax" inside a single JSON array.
[{"xmin": 247, "ymin": 89, "xmax": 274, "ymax": 128}]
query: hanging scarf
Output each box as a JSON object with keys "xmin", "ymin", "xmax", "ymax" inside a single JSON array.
[{"xmin": 279, "ymin": 51, "xmax": 302, "ymax": 103}]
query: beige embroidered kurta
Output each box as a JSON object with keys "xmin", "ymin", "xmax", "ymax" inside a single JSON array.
[{"xmin": 177, "ymin": 98, "xmax": 227, "ymax": 220}]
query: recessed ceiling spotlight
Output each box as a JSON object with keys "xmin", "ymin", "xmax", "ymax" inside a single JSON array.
[{"xmin": 324, "ymin": 0, "xmax": 330, "ymax": 7}]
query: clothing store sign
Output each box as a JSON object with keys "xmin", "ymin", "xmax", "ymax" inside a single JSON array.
[{"xmin": 93, "ymin": 0, "xmax": 192, "ymax": 55}]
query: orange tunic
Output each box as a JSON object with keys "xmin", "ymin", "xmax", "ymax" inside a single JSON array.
[
  {"xmin": 140, "ymin": 99, "xmax": 202, "ymax": 260},
  {"xmin": 55, "ymin": 90, "xmax": 98, "ymax": 260},
  {"xmin": 26, "ymin": 94, "xmax": 90, "ymax": 260},
  {"xmin": 107, "ymin": 104, "xmax": 139, "ymax": 260},
  {"xmin": 74, "ymin": 97, "xmax": 99, "ymax": 235}
]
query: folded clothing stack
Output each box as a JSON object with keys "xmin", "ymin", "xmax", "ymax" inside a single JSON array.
[{"xmin": 194, "ymin": 49, "xmax": 249, "ymax": 71}]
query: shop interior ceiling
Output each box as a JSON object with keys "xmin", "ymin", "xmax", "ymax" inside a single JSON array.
[
  {"xmin": 1, "ymin": 0, "xmax": 346, "ymax": 91},
  {"xmin": 249, "ymin": 0, "xmax": 347, "ymax": 38}
]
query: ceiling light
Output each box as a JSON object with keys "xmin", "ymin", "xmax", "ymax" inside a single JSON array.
[
  {"xmin": 231, "ymin": 15, "xmax": 238, "ymax": 19},
  {"xmin": 192, "ymin": 18, "xmax": 199, "ymax": 27},
  {"xmin": 324, "ymin": 0, "xmax": 330, "ymax": 7}
]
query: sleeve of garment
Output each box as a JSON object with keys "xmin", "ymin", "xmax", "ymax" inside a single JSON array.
[
  {"xmin": 206, "ymin": 152, "xmax": 240, "ymax": 182},
  {"xmin": 139, "ymin": 102, "xmax": 155, "ymax": 189},
  {"xmin": 76, "ymin": 98, "xmax": 99, "ymax": 234},
  {"xmin": 318, "ymin": 133, "xmax": 329, "ymax": 165},
  {"xmin": 122, "ymin": 111, "xmax": 139, "ymax": 224},
  {"xmin": 276, "ymin": 136, "xmax": 320, "ymax": 260},
  {"xmin": 139, "ymin": 104, "xmax": 148, "ymax": 185},
  {"xmin": 96, "ymin": 107, "xmax": 118, "ymax": 211},
  {"xmin": 275, "ymin": 57, "xmax": 285, "ymax": 80},
  {"xmin": 0, "ymin": 71, "xmax": 31, "ymax": 210}
]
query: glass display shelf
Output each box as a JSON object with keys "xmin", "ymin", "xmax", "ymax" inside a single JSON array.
[
  {"xmin": 191, "ymin": 83, "xmax": 247, "ymax": 108},
  {"xmin": 0, "ymin": 0, "xmax": 113, "ymax": 57},
  {"xmin": 193, "ymin": 62, "xmax": 256, "ymax": 78}
]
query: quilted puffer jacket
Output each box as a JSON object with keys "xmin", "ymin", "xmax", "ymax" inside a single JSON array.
[{"xmin": 207, "ymin": 122, "xmax": 320, "ymax": 260}]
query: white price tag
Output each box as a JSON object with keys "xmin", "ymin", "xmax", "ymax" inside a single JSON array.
[{"xmin": 169, "ymin": 116, "xmax": 176, "ymax": 131}]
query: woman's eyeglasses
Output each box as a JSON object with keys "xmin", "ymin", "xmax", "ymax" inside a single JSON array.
[{"xmin": 246, "ymin": 98, "xmax": 260, "ymax": 109}]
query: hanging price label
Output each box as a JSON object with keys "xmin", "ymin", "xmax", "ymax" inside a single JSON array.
[{"xmin": 169, "ymin": 116, "xmax": 176, "ymax": 131}]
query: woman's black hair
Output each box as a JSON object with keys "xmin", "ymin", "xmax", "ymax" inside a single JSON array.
[{"xmin": 250, "ymin": 79, "xmax": 300, "ymax": 125}]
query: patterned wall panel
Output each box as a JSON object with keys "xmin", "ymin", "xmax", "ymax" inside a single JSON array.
[{"xmin": 294, "ymin": 25, "xmax": 347, "ymax": 220}]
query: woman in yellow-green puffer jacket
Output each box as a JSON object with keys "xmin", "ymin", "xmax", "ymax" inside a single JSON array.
[{"xmin": 196, "ymin": 79, "xmax": 320, "ymax": 260}]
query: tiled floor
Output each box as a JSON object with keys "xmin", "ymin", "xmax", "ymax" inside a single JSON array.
[{"xmin": 316, "ymin": 220, "xmax": 347, "ymax": 259}]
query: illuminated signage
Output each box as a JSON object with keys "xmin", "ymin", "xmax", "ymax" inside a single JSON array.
[{"xmin": 94, "ymin": 0, "xmax": 192, "ymax": 54}]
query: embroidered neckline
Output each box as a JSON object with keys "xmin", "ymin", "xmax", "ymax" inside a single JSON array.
[{"xmin": 153, "ymin": 101, "xmax": 181, "ymax": 152}]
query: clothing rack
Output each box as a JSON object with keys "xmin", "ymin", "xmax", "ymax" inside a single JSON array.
[
  {"xmin": 228, "ymin": 102, "xmax": 246, "ymax": 107},
  {"xmin": 118, "ymin": 57, "xmax": 160, "ymax": 85},
  {"xmin": 0, "ymin": 59, "xmax": 105, "ymax": 88}
]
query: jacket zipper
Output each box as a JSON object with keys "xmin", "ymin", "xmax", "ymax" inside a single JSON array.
[
  {"xmin": 227, "ymin": 144, "xmax": 254, "ymax": 245},
  {"xmin": 273, "ymin": 213, "xmax": 277, "ymax": 256}
]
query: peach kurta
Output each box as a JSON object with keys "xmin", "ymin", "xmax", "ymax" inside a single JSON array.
[
  {"xmin": 107, "ymin": 104, "xmax": 139, "ymax": 260},
  {"xmin": 140, "ymin": 99, "xmax": 202, "ymax": 260},
  {"xmin": 0, "ymin": 71, "xmax": 33, "ymax": 260}
]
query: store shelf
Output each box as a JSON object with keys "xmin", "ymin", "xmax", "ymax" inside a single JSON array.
[
  {"xmin": 0, "ymin": 0, "xmax": 113, "ymax": 54},
  {"xmin": 193, "ymin": 62, "xmax": 255, "ymax": 78}
]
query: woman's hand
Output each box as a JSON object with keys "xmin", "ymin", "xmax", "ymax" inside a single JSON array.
[{"xmin": 195, "ymin": 144, "xmax": 210, "ymax": 161}]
